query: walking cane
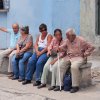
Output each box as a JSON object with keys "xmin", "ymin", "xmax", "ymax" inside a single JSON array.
[{"xmin": 57, "ymin": 52, "xmax": 62, "ymax": 91}]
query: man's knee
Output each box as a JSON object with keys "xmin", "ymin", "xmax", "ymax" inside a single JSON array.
[
  {"xmin": 9, "ymin": 54, "xmax": 14, "ymax": 59},
  {"xmin": 12, "ymin": 57, "xmax": 16, "ymax": 64}
]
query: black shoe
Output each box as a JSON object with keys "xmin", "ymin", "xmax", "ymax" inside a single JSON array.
[
  {"xmin": 18, "ymin": 79, "xmax": 25, "ymax": 82},
  {"xmin": 70, "ymin": 87, "xmax": 79, "ymax": 93},
  {"xmin": 22, "ymin": 80, "xmax": 31, "ymax": 85},
  {"xmin": 33, "ymin": 81, "xmax": 41, "ymax": 86},
  {"xmin": 48, "ymin": 86, "xmax": 56, "ymax": 91},
  {"xmin": 54, "ymin": 86, "xmax": 63, "ymax": 91},
  {"xmin": 12, "ymin": 77, "xmax": 19, "ymax": 80},
  {"xmin": 38, "ymin": 84, "xmax": 46, "ymax": 89}
]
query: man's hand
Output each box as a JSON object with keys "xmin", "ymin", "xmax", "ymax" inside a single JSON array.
[
  {"xmin": 84, "ymin": 52, "xmax": 90, "ymax": 57},
  {"xmin": 0, "ymin": 27, "xmax": 8, "ymax": 33}
]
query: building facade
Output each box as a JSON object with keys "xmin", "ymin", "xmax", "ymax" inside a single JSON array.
[{"xmin": 0, "ymin": 0, "xmax": 100, "ymax": 50}]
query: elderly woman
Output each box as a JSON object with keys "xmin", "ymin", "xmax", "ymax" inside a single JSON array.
[
  {"xmin": 56, "ymin": 28, "xmax": 95, "ymax": 93},
  {"xmin": 37, "ymin": 29, "xmax": 67, "ymax": 91},
  {"xmin": 22, "ymin": 24, "xmax": 52, "ymax": 85},
  {"xmin": 12, "ymin": 26, "xmax": 33, "ymax": 82}
]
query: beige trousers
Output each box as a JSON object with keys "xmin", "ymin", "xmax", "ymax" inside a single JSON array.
[
  {"xmin": 41, "ymin": 57, "xmax": 86, "ymax": 87},
  {"xmin": 52, "ymin": 59, "xmax": 86, "ymax": 87},
  {"xmin": 41, "ymin": 57, "xmax": 54, "ymax": 84},
  {"xmin": 52, "ymin": 59, "xmax": 70, "ymax": 86},
  {"xmin": 70, "ymin": 58, "xmax": 86, "ymax": 87},
  {"xmin": 41, "ymin": 57, "xmax": 70, "ymax": 86},
  {"xmin": 0, "ymin": 48, "xmax": 16, "ymax": 72},
  {"xmin": 8, "ymin": 50, "xmax": 16, "ymax": 72}
]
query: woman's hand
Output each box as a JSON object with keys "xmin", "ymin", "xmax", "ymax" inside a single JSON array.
[
  {"xmin": 47, "ymin": 50, "xmax": 51, "ymax": 56},
  {"xmin": 36, "ymin": 51, "xmax": 42, "ymax": 58},
  {"xmin": 16, "ymin": 50, "xmax": 20, "ymax": 56},
  {"xmin": 50, "ymin": 59, "xmax": 57, "ymax": 65}
]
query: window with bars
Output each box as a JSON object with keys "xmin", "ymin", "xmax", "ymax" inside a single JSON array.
[
  {"xmin": 0, "ymin": 0, "xmax": 10, "ymax": 11},
  {"xmin": 0, "ymin": 0, "xmax": 3, "ymax": 9}
]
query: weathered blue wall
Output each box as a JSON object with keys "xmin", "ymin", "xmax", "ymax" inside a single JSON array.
[
  {"xmin": 7, "ymin": 0, "xmax": 53, "ymax": 46},
  {"xmin": 52, "ymin": 0, "xmax": 80, "ymax": 36},
  {"xmin": 0, "ymin": 13, "xmax": 7, "ymax": 48},
  {"xmin": 0, "ymin": 0, "xmax": 80, "ymax": 48}
]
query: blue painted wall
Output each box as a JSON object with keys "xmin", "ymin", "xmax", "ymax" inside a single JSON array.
[
  {"xmin": 0, "ymin": 0, "xmax": 80, "ymax": 48},
  {"xmin": 52, "ymin": 0, "xmax": 80, "ymax": 36},
  {"xmin": 0, "ymin": 13, "xmax": 7, "ymax": 48}
]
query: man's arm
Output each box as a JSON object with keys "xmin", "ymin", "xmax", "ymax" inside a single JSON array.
[
  {"xmin": 81, "ymin": 39, "xmax": 95, "ymax": 57},
  {"xmin": 83, "ymin": 42, "xmax": 95, "ymax": 57},
  {"xmin": 0, "ymin": 27, "xmax": 8, "ymax": 33}
]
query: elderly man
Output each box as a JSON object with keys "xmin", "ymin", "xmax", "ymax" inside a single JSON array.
[
  {"xmin": 0, "ymin": 23, "xmax": 20, "ymax": 77},
  {"xmin": 55, "ymin": 28, "xmax": 95, "ymax": 93}
]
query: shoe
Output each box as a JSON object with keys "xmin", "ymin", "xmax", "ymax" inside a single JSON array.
[
  {"xmin": 70, "ymin": 87, "xmax": 79, "ymax": 93},
  {"xmin": 8, "ymin": 76, "xmax": 13, "ymax": 79},
  {"xmin": 33, "ymin": 81, "xmax": 41, "ymax": 86},
  {"xmin": 7, "ymin": 72, "xmax": 14, "ymax": 77},
  {"xmin": 22, "ymin": 80, "xmax": 31, "ymax": 85},
  {"xmin": 54, "ymin": 86, "xmax": 63, "ymax": 91},
  {"xmin": 12, "ymin": 77, "xmax": 19, "ymax": 80},
  {"xmin": 38, "ymin": 84, "xmax": 46, "ymax": 89},
  {"xmin": 48, "ymin": 86, "xmax": 56, "ymax": 91},
  {"xmin": 8, "ymin": 75, "xmax": 14, "ymax": 79},
  {"xmin": 18, "ymin": 79, "xmax": 25, "ymax": 82}
]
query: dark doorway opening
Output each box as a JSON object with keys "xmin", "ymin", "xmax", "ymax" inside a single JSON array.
[
  {"xmin": 98, "ymin": 0, "xmax": 100, "ymax": 35},
  {"xmin": 0, "ymin": 0, "xmax": 3, "ymax": 9}
]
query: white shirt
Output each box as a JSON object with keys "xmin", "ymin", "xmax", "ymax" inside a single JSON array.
[{"xmin": 38, "ymin": 34, "xmax": 49, "ymax": 48}]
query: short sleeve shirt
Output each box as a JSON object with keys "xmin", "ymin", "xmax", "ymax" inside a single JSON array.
[
  {"xmin": 17, "ymin": 34, "xmax": 33, "ymax": 53},
  {"xmin": 7, "ymin": 29, "xmax": 20, "ymax": 49}
]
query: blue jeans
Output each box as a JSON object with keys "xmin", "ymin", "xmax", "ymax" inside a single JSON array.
[
  {"xmin": 12, "ymin": 52, "xmax": 32, "ymax": 79},
  {"xmin": 25, "ymin": 47, "xmax": 49, "ymax": 81}
]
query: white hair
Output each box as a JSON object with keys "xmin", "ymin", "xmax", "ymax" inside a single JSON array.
[{"xmin": 66, "ymin": 28, "xmax": 75, "ymax": 34}]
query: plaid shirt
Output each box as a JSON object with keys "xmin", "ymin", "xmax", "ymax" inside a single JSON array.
[
  {"xmin": 48, "ymin": 37, "xmax": 66, "ymax": 58},
  {"xmin": 60, "ymin": 36, "xmax": 95, "ymax": 61}
]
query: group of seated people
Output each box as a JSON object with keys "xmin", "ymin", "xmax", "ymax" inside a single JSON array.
[{"xmin": 0, "ymin": 23, "xmax": 95, "ymax": 93}]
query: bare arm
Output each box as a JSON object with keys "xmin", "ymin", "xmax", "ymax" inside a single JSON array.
[
  {"xmin": 0, "ymin": 27, "xmax": 8, "ymax": 33},
  {"xmin": 19, "ymin": 42, "xmax": 32, "ymax": 53},
  {"xmin": 34, "ymin": 35, "xmax": 39, "ymax": 53},
  {"xmin": 16, "ymin": 44, "xmax": 20, "ymax": 51}
]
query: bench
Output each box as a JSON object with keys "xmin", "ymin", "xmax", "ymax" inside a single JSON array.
[{"xmin": 0, "ymin": 57, "xmax": 92, "ymax": 88}]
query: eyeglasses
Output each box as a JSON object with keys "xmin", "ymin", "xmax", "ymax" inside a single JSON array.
[{"xmin": 40, "ymin": 29, "xmax": 47, "ymax": 32}]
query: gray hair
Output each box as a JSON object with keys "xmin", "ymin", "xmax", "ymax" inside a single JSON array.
[{"xmin": 66, "ymin": 28, "xmax": 75, "ymax": 34}]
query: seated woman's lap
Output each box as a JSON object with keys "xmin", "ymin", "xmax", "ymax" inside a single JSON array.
[{"xmin": 37, "ymin": 53, "xmax": 49, "ymax": 64}]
